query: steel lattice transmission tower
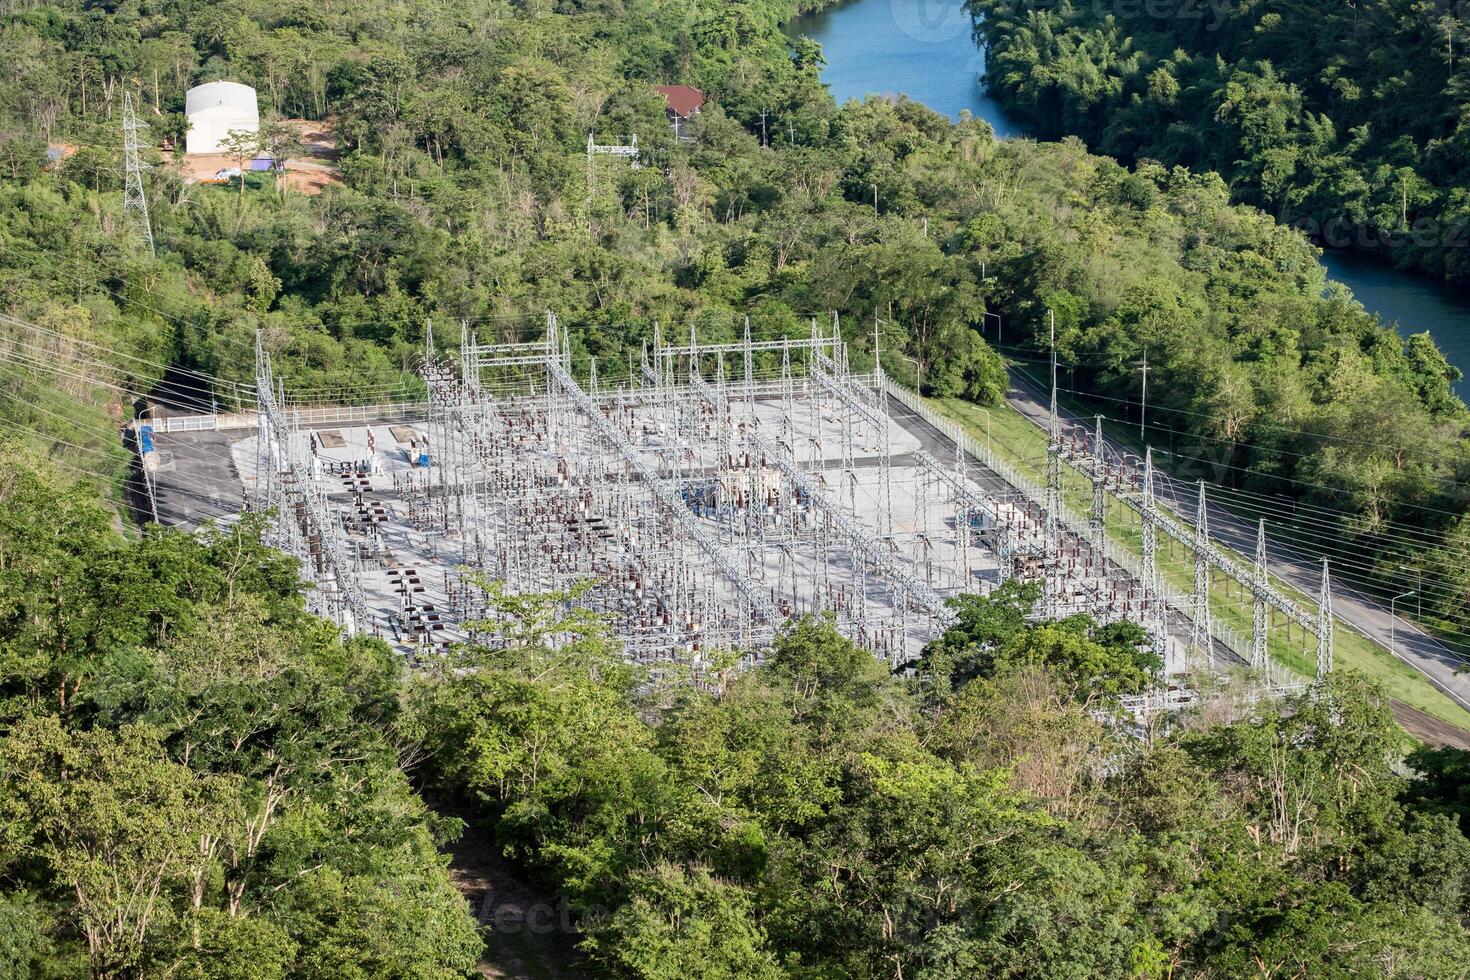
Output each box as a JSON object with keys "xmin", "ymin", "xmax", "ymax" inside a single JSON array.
[
  {"xmin": 1189, "ymin": 480, "xmax": 1213, "ymax": 663},
  {"xmin": 121, "ymin": 91, "xmax": 155, "ymax": 255},
  {"xmin": 1043, "ymin": 310, "xmax": 1061, "ymax": 618},
  {"xmin": 1250, "ymin": 518, "xmax": 1270, "ymax": 672},
  {"xmin": 1315, "ymin": 559, "xmax": 1334, "ymax": 681},
  {"xmin": 1088, "ymin": 415, "xmax": 1106, "ymax": 549},
  {"xmin": 1140, "ymin": 447, "xmax": 1157, "ymax": 617}
]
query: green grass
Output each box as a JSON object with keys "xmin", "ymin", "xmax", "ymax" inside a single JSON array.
[{"xmin": 930, "ymin": 395, "xmax": 1470, "ymax": 732}]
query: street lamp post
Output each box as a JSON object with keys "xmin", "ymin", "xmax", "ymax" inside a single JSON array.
[
  {"xmin": 1399, "ymin": 565, "xmax": 1423, "ymax": 619},
  {"xmin": 1390, "ymin": 590, "xmax": 1415, "ymax": 653},
  {"xmin": 983, "ymin": 311, "xmax": 1002, "ymax": 347},
  {"xmin": 897, "ymin": 350, "xmax": 991, "ymax": 454}
]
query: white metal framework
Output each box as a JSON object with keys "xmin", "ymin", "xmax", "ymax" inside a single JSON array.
[{"xmin": 236, "ymin": 314, "xmax": 1330, "ymax": 706}]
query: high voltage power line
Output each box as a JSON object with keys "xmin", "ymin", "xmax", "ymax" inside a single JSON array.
[
  {"xmin": 1003, "ymin": 361, "xmax": 1470, "ymax": 654},
  {"xmin": 1000, "ymin": 345, "xmax": 1470, "ymax": 467},
  {"xmin": 0, "ymin": 359, "xmax": 265, "ymax": 496},
  {"xmin": 1009, "ymin": 360, "xmax": 1470, "ymax": 517}
]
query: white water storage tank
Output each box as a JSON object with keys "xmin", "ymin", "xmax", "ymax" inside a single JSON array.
[{"xmin": 185, "ymin": 81, "xmax": 259, "ymax": 155}]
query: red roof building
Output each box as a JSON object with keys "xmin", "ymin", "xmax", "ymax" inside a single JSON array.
[
  {"xmin": 654, "ymin": 85, "xmax": 705, "ymax": 118},
  {"xmin": 654, "ymin": 85, "xmax": 705, "ymax": 137}
]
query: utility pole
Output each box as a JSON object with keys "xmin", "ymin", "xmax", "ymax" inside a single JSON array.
[
  {"xmin": 874, "ymin": 314, "xmax": 890, "ymax": 542},
  {"xmin": 1135, "ymin": 348, "xmax": 1149, "ymax": 443},
  {"xmin": 121, "ymin": 90, "xmax": 155, "ymax": 255},
  {"xmin": 1141, "ymin": 447, "xmax": 1157, "ymax": 627},
  {"xmin": 955, "ymin": 439, "xmax": 969, "ymax": 589},
  {"xmin": 1048, "ymin": 309, "xmax": 1057, "ymax": 407}
]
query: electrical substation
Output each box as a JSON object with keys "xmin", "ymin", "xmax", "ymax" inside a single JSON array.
[{"xmin": 145, "ymin": 314, "xmax": 1335, "ymax": 705}]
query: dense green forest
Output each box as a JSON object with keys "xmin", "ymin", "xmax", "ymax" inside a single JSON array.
[
  {"xmin": 970, "ymin": 0, "xmax": 1470, "ymax": 284},
  {"xmin": 406, "ymin": 577, "xmax": 1470, "ymax": 977},
  {"xmin": 4, "ymin": 0, "xmax": 1470, "ymax": 973},
  {"xmin": 0, "ymin": 448, "xmax": 484, "ymax": 976}
]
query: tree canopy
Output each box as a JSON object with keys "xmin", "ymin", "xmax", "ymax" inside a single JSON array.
[
  {"xmin": 0, "ymin": 447, "xmax": 483, "ymax": 978},
  {"xmin": 971, "ymin": 0, "xmax": 1470, "ymax": 284},
  {"xmin": 3, "ymin": 0, "xmax": 1470, "ymax": 973},
  {"xmin": 409, "ymin": 588, "xmax": 1470, "ymax": 978}
]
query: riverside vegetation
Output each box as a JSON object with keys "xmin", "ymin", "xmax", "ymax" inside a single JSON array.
[
  {"xmin": 971, "ymin": 0, "xmax": 1470, "ymax": 284},
  {"xmin": 2, "ymin": 0, "xmax": 1470, "ymax": 975}
]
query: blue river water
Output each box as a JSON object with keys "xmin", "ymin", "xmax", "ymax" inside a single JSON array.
[{"xmin": 786, "ymin": 0, "xmax": 1470, "ymax": 392}]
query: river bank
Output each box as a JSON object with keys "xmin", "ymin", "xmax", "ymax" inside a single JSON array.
[{"xmin": 786, "ymin": 0, "xmax": 1470, "ymax": 394}]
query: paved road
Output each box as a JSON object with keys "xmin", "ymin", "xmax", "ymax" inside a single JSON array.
[{"xmin": 1004, "ymin": 374, "xmax": 1470, "ymax": 715}]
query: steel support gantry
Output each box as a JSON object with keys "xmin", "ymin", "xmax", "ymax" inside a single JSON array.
[
  {"xmin": 255, "ymin": 335, "xmax": 371, "ymax": 636},
  {"xmin": 544, "ymin": 358, "xmax": 781, "ymax": 626},
  {"xmin": 745, "ymin": 427, "xmax": 951, "ymax": 623}
]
